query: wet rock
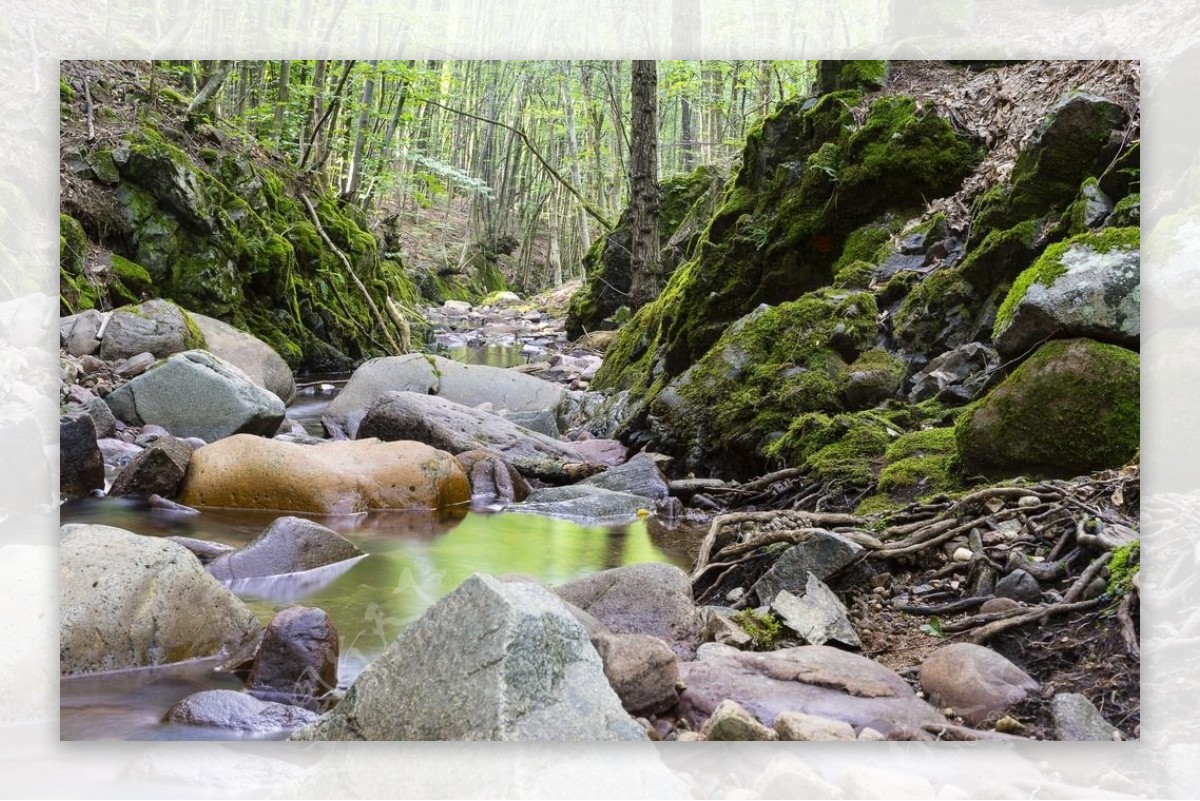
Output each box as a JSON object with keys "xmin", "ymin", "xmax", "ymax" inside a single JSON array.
[
  {"xmin": 1051, "ymin": 692, "xmax": 1121, "ymax": 741},
  {"xmin": 556, "ymin": 563, "xmax": 701, "ymax": 660},
  {"xmin": 357, "ymin": 391, "xmax": 583, "ymax": 478},
  {"xmin": 105, "ymin": 350, "xmax": 286, "ymax": 442},
  {"xmin": 60, "ymin": 412, "xmax": 105, "ymax": 498},
  {"xmin": 771, "ymin": 576, "xmax": 861, "ymax": 648},
  {"xmin": 701, "ymin": 699, "xmax": 777, "ymax": 741},
  {"xmin": 455, "ymin": 449, "xmax": 531, "ymax": 503},
  {"xmin": 591, "ymin": 631, "xmax": 680, "ymax": 715},
  {"xmin": 248, "ymin": 606, "xmax": 339, "ymax": 707},
  {"xmin": 578, "ymin": 453, "xmax": 669, "ymax": 500},
  {"xmin": 166, "ymin": 689, "xmax": 316, "ymax": 733},
  {"xmin": 180, "ymin": 434, "xmax": 470, "ymax": 514},
  {"xmin": 993, "ymin": 229, "xmax": 1140, "ymax": 357},
  {"xmin": 920, "ymin": 643, "xmax": 1039, "ymax": 725},
  {"xmin": 98, "ymin": 299, "xmax": 204, "ymax": 362},
  {"xmin": 291, "ymin": 574, "xmax": 645, "ymax": 741},
  {"xmin": 60, "ymin": 309, "xmax": 103, "ymax": 356},
  {"xmin": 678, "ymin": 643, "xmax": 946, "ymax": 738},
  {"xmin": 166, "ymin": 536, "xmax": 235, "ymax": 564},
  {"xmin": 507, "ymin": 485, "xmax": 650, "ymax": 522},
  {"xmin": 108, "ymin": 435, "xmax": 193, "ymax": 498},
  {"xmin": 442, "ymin": 299, "xmax": 472, "ymax": 314},
  {"xmin": 114, "ymin": 351, "xmax": 157, "ymax": 378},
  {"xmin": 60, "ymin": 524, "xmax": 262, "ymax": 675},
  {"xmin": 995, "ymin": 568, "xmax": 1042, "ymax": 602},
  {"xmin": 774, "ymin": 710, "xmax": 856, "ymax": 741},
  {"xmin": 208, "ymin": 516, "xmax": 363, "ymax": 581},
  {"xmin": 576, "ymin": 330, "xmax": 619, "ymax": 352},
  {"xmin": 98, "ymin": 437, "xmax": 142, "ymax": 468},
  {"xmin": 751, "ymin": 530, "xmax": 863, "ymax": 603},
  {"xmin": 191, "ymin": 313, "xmax": 296, "ymax": 406}
]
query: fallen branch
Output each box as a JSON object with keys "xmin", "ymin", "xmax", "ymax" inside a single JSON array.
[
  {"xmin": 83, "ymin": 80, "xmax": 96, "ymax": 142},
  {"xmin": 968, "ymin": 599, "xmax": 1101, "ymax": 644}
]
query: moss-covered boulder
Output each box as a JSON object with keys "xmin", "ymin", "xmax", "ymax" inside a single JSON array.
[
  {"xmin": 843, "ymin": 348, "xmax": 905, "ymax": 409},
  {"xmin": 98, "ymin": 298, "xmax": 205, "ymax": 362},
  {"xmin": 993, "ymin": 227, "xmax": 1139, "ymax": 356},
  {"xmin": 857, "ymin": 427, "xmax": 963, "ymax": 513},
  {"xmin": 955, "ymin": 338, "xmax": 1139, "ymax": 478}
]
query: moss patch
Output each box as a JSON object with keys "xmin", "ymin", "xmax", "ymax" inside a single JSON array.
[{"xmin": 732, "ymin": 608, "xmax": 783, "ymax": 650}]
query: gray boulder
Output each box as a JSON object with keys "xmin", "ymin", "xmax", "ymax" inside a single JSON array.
[
  {"xmin": 166, "ymin": 536, "xmax": 235, "ymax": 564},
  {"xmin": 98, "ymin": 299, "xmax": 204, "ymax": 362},
  {"xmin": 291, "ymin": 574, "xmax": 645, "ymax": 741},
  {"xmin": 357, "ymin": 391, "xmax": 584, "ymax": 478},
  {"xmin": 578, "ymin": 453, "xmax": 669, "ymax": 500},
  {"xmin": 105, "ymin": 350, "xmax": 286, "ymax": 442},
  {"xmin": 60, "ymin": 412, "xmax": 105, "ymax": 498},
  {"xmin": 207, "ymin": 516, "xmax": 364, "ymax": 581},
  {"xmin": 556, "ymin": 563, "xmax": 701, "ymax": 660},
  {"xmin": 507, "ymin": 485, "xmax": 650, "ymax": 522},
  {"xmin": 323, "ymin": 354, "xmax": 564, "ymax": 439},
  {"xmin": 60, "ymin": 309, "xmax": 103, "ymax": 357},
  {"xmin": 920, "ymin": 643, "xmax": 1039, "ymax": 725},
  {"xmin": 994, "ymin": 229, "xmax": 1140, "ymax": 357},
  {"xmin": 60, "ymin": 524, "xmax": 262, "ymax": 675},
  {"xmin": 108, "ymin": 435, "xmax": 193, "ymax": 498},
  {"xmin": 191, "ymin": 313, "xmax": 296, "ymax": 406},
  {"xmin": 678, "ymin": 643, "xmax": 947, "ymax": 738},
  {"xmin": 751, "ymin": 530, "xmax": 863, "ymax": 603},
  {"xmin": 498, "ymin": 409, "xmax": 560, "ymax": 437},
  {"xmin": 1051, "ymin": 692, "xmax": 1122, "ymax": 741},
  {"xmin": 166, "ymin": 690, "xmax": 317, "ymax": 733}
]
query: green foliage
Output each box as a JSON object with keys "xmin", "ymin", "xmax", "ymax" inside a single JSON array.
[
  {"xmin": 732, "ymin": 608, "xmax": 783, "ymax": 650},
  {"xmin": 1107, "ymin": 540, "xmax": 1140, "ymax": 598}
]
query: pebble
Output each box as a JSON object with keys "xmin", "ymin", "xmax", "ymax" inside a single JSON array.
[
  {"xmin": 952, "ymin": 547, "xmax": 973, "ymax": 562},
  {"xmin": 1017, "ymin": 495, "xmax": 1041, "ymax": 508},
  {"xmin": 726, "ymin": 587, "xmax": 745, "ymax": 603},
  {"xmin": 994, "ymin": 715, "xmax": 1024, "ymax": 734}
]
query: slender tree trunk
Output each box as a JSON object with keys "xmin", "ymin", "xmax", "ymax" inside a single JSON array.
[
  {"xmin": 343, "ymin": 60, "xmax": 377, "ymax": 199},
  {"xmin": 680, "ymin": 95, "xmax": 694, "ymax": 171},
  {"xmin": 273, "ymin": 60, "xmax": 291, "ymax": 148},
  {"xmin": 186, "ymin": 59, "xmax": 233, "ymax": 117},
  {"xmin": 558, "ymin": 62, "xmax": 591, "ymax": 253},
  {"xmin": 628, "ymin": 60, "xmax": 661, "ymax": 310}
]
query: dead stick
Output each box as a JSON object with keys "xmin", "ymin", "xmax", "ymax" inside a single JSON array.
[{"xmin": 83, "ymin": 80, "xmax": 96, "ymax": 142}]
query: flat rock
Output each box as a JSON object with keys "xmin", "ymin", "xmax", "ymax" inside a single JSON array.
[
  {"xmin": 507, "ymin": 485, "xmax": 649, "ymax": 522},
  {"xmin": 556, "ymin": 563, "xmax": 701, "ymax": 660},
  {"xmin": 60, "ymin": 524, "xmax": 262, "ymax": 675},
  {"xmin": 570, "ymin": 438, "xmax": 628, "ymax": 467},
  {"xmin": 105, "ymin": 350, "xmax": 285, "ymax": 442},
  {"xmin": 192, "ymin": 313, "xmax": 296, "ymax": 406},
  {"xmin": 751, "ymin": 530, "xmax": 863, "ymax": 603},
  {"xmin": 207, "ymin": 516, "xmax": 364, "ymax": 581},
  {"xmin": 920, "ymin": 643, "xmax": 1039, "ymax": 725},
  {"xmin": 98, "ymin": 299, "xmax": 203, "ymax": 362},
  {"xmin": 774, "ymin": 710, "xmax": 857, "ymax": 741},
  {"xmin": 291, "ymin": 574, "xmax": 645, "ymax": 741},
  {"xmin": 108, "ymin": 435, "xmax": 194, "ymax": 498},
  {"xmin": 166, "ymin": 689, "xmax": 317, "ymax": 733},
  {"xmin": 771, "ymin": 576, "xmax": 861, "ymax": 648},
  {"xmin": 179, "ymin": 434, "xmax": 470, "ymax": 514},
  {"xmin": 114, "ymin": 351, "xmax": 156, "ymax": 378},
  {"xmin": 1051, "ymin": 692, "xmax": 1121, "ymax": 741},
  {"xmin": 678, "ymin": 643, "xmax": 947, "ymax": 738},
  {"xmin": 166, "ymin": 536, "xmax": 235, "ymax": 564},
  {"xmin": 60, "ymin": 412, "xmax": 105, "ymax": 498},
  {"xmin": 578, "ymin": 453, "xmax": 669, "ymax": 500}
]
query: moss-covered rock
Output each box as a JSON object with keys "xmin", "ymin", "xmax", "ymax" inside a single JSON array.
[
  {"xmin": 955, "ymin": 338, "xmax": 1139, "ymax": 478},
  {"xmin": 843, "ymin": 348, "xmax": 905, "ymax": 409},
  {"xmin": 857, "ymin": 426, "xmax": 963, "ymax": 513}
]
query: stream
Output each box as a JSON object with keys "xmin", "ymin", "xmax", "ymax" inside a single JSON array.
[{"xmin": 61, "ymin": 337, "xmax": 703, "ymax": 741}]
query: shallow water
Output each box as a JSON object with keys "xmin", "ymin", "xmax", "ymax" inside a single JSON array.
[{"xmin": 59, "ymin": 497, "xmax": 700, "ymax": 740}]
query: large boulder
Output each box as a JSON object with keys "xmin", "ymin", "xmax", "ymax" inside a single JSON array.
[
  {"xmin": 291, "ymin": 574, "xmax": 646, "ymax": 741},
  {"xmin": 180, "ymin": 435, "xmax": 470, "ymax": 514},
  {"xmin": 322, "ymin": 354, "xmax": 564, "ymax": 439},
  {"xmin": 993, "ymin": 228, "xmax": 1139, "ymax": 356},
  {"xmin": 98, "ymin": 299, "xmax": 205, "ymax": 362},
  {"xmin": 105, "ymin": 350, "xmax": 286, "ymax": 442},
  {"xmin": 191, "ymin": 313, "xmax": 296, "ymax": 406},
  {"xmin": 678, "ymin": 643, "xmax": 947, "ymax": 738},
  {"xmin": 956, "ymin": 338, "xmax": 1139, "ymax": 477},
  {"xmin": 108, "ymin": 435, "xmax": 193, "ymax": 498},
  {"xmin": 60, "ymin": 412, "xmax": 105, "ymax": 498},
  {"xmin": 247, "ymin": 606, "xmax": 340, "ymax": 707},
  {"xmin": 165, "ymin": 690, "xmax": 317, "ymax": 733},
  {"xmin": 920, "ymin": 643, "xmax": 1039, "ymax": 725},
  {"xmin": 60, "ymin": 524, "xmax": 262, "ymax": 675},
  {"xmin": 357, "ymin": 391, "xmax": 585, "ymax": 479},
  {"xmin": 207, "ymin": 516, "xmax": 364, "ymax": 581},
  {"xmin": 556, "ymin": 563, "xmax": 701, "ymax": 660}
]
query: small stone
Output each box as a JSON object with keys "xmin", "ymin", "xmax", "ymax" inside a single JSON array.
[
  {"xmin": 952, "ymin": 547, "xmax": 973, "ymax": 562},
  {"xmin": 994, "ymin": 715, "xmax": 1024, "ymax": 734},
  {"xmin": 1051, "ymin": 692, "xmax": 1122, "ymax": 741},
  {"xmin": 115, "ymin": 351, "xmax": 157, "ymax": 378},
  {"xmin": 1017, "ymin": 495, "xmax": 1041, "ymax": 508},
  {"xmin": 858, "ymin": 727, "xmax": 886, "ymax": 741},
  {"xmin": 980, "ymin": 597, "xmax": 1022, "ymax": 614},
  {"xmin": 995, "ymin": 569, "xmax": 1041, "ymax": 602},
  {"xmin": 774, "ymin": 711, "xmax": 855, "ymax": 741},
  {"xmin": 726, "ymin": 587, "xmax": 745, "ymax": 603},
  {"xmin": 700, "ymin": 699, "xmax": 777, "ymax": 741}
]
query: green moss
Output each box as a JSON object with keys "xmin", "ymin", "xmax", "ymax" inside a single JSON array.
[
  {"xmin": 884, "ymin": 427, "xmax": 956, "ymax": 462},
  {"xmin": 804, "ymin": 414, "xmax": 891, "ymax": 485},
  {"xmin": 110, "ymin": 254, "xmax": 152, "ymax": 289},
  {"xmin": 958, "ymin": 219, "xmax": 1040, "ymax": 289},
  {"xmin": 157, "ymin": 86, "xmax": 189, "ymax": 107},
  {"xmin": 833, "ymin": 259, "xmax": 876, "ymax": 289},
  {"xmin": 60, "ymin": 214, "xmax": 87, "ymax": 275},
  {"xmin": 1107, "ymin": 539, "xmax": 1140, "ymax": 597},
  {"xmin": 838, "ymin": 60, "xmax": 888, "ymax": 91},
  {"xmin": 60, "ymin": 77, "xmax": 75, "ymax": 102},
  {"xmin": 732, "ymin": 608, "xmax": 783, "ymax": 650},
  {"xmin": 1109, "ymin": 193, "xmax": 1140, "ymax": 227},
  {"xmin": 833, "ymin": 220, "xmax": 899, "ymax": 272}
]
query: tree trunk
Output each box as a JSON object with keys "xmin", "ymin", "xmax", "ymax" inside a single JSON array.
[
  {"xmin": 557, "ymin": 62, "xmax": 591, "ymax": 253},
  {"xmin": 273, "ymin": 60, "xmax": 291, "ymax": 147},
  {"xmin": 343, "ymin": 60, "xmax": 377, "ymax": 200},
  {"xmin": 186, "ymin": 59, "xmax": 233, "ymax": 117},
  {"xmin": 680, "ymin": 95, "xmax": 694, "ymax": 171},
  {"xmin": 628, "ymin": 60, "xmax": 661, "ymax": 310}
]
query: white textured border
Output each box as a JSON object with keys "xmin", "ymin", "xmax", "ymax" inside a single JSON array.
[{"xmin": 1, "ymin": 0, "xmax": 1191, "ymax": 796}]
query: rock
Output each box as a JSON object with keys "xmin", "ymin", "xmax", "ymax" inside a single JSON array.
[
  {"xmin": 556, "ymin": 563, "xmax": 701, "ymax": 660},
  {"xmin": 166, "ymin": 536, "xmax": 235, "ymax": 564},
  {"xmin": 678, "ymin": 643, "xmax": 947, "ymax": 738},
  {"xmin": 576, "ymin": 330, "xmax": 619, "ymax": 352},
  {"xmin": 1051, "ymin": 692, "xmax": 1121, "ymax": 741},
  {"xmin": 114, "ymin": 351, "xmax": 157, "ymax": 378},
  {"xmin": 61, "ymin": 309, "xmax": 103, "ymax": 356},
  {"xmin": 179, "ymin": 434, "xmax": 471, "ymax": 514},
  {"xmin": 60, "ymin": 524, "xmax": 262, "ymax": 675},
  {"xmin": 919, "ymin": 643, "xmax": 1039, "ymax": 725},
  {"xmin": 507, "ymin": 485, "xmax": 651, "ymax": 522},
  {"xmin": 844, "ymin": 366, "xmax": 902, "ymax": 409},
  {"xmin": 482, "ymin": 291, "xmax": 522, "ymax": 307},
  {"xmin": 980, "ymin": 597, "xmax": 1022, "ymax": 614},
  {"xmin": 771, "ymin": 576, "xmax": 861, "ymax": 648},
  {"xmin": 701, "ymin": 699, "xmax": 777, "ymax": 741},
  {"xmin": 208, "ymin": 516, "xmax": 363, "ymax": 581},
  {"xmin": 774, "ymin": 710, "xmax": 856, "ymax": 741},
  {"xmin": 105, "ymin": 350, "xmax": 286, "ymax": 442},
  {"xmin": 698, "ymin": 606, "xmax": 754, "ymax": 649},
  {"xmin": 60, "ymin": 412, "xmax": 105, "ymax": 498},
  {"xmin": 357, "ymin": 391, "xmax": 583, "ymax": 478},
  {"xmin": 108, "ymin": 435, "xmax": 193, "ymax": 498},
  {"xmin": 291, "ymin": 574, "xmax": 645, "ymax": 741},
  {"xmin": 497, "ymin": 408, "xmax": 560, "ymax": 437},
  {"xmin": 165, "ymin": 690, "xmax": 317, "ymax": 733},
  {"xmin": 570, "ymin": 438, "xmax": 628, "ymax": 467},
  {"xmin": 455, "ymin": 449, "xmax": 531, "ymax": 503},
  {"xmin": 750, "ymin": 530, "xmax": 863, "ymax": 603},
  {"xmin": 956, "ymin": 338, "xmax": 1139, "ymax": 477},
  {"xmin": 995, "ymin": 568, "xmax": 1042, "ymax": 602},
  {"xmin": 248, "ymin": 606, "xmax": 339, "ymax": 706},
  {"xmin": 98, "ymin": 299, "xmax": 204, "ymax": 362},
  {"xmin": 323, "ymin": 354, "xmax": 564, "ymax": 439},
  {"xmin": 591, "ymin": 631, "xmax": 680, "ymax": 715},
  {"xmin": 442, "ymin": 299, "xmax": 472, "ymax": 314},
  {"xmin": 578, "ymin": 453, "xmax": 669, "ymax": 500},
  {"xmin": 908, "ymin": 342, "xmax": 999, "ymax": 403},
  {"xmin": 98, "ymin": 437, "xmax": 142, "ymax": 468},
  {"xmin": 191, "ymin": 313, "xmax": 297, "ymax": 406},
  {"xmin": 993, "ymin": 229, "xmax": 1140, "ymax": 356},
  {"xmin": 75, "ymin": 396, "xmax": 117, "ymax": 439}
]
